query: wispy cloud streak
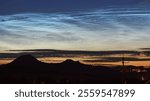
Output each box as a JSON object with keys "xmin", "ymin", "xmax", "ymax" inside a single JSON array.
[{"xmin": 0, "ymin": 8, "xmax": 150, "ymax": 50}]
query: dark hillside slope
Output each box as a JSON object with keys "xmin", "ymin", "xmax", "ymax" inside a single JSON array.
[{"xmin": 0, "ymin": 55, "xmax": 145, "ymax": 84}]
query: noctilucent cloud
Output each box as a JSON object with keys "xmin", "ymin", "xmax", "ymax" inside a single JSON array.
[{"xmin": 0, "ymin": 8, "xmax": 150, "ymax": 51}]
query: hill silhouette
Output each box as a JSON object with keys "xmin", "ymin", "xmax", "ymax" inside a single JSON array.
[
  {"xmin": 10, "ymin": 55, "xmax": 42, "ymax": 66},
  {"xmin": 0, "ymin": 55, "xmax": 148, "ymax": 84}
]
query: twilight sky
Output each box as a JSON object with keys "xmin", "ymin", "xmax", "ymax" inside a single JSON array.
[{"xmin": 0, "ymin": 0, "xmax": 150, "ymax": 51}]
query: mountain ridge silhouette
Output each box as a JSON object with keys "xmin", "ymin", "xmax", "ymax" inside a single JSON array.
[{"xmin": 0, "ymin": 55, "xmax": 147, "ymax": 84}]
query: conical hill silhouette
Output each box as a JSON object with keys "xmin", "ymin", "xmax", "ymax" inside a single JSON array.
[
  {"xmin": 10, "ymin": 55, "xmax": 41, "ymax": 66},
  {"xmin": 0, "ymin": 55, "xmax": 129, "ymax": 84}
]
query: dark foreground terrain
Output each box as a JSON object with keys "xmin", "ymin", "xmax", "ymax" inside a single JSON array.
[{"xmin": 0, "ymin": 55, "xmax": 149, "ymax": 84}]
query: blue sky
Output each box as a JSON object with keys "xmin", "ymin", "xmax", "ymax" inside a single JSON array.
[
  {"xmin": 0, "ymin": 1, "xmax": 150, "ymax": 51},
  {"xmin": 0, "ymin": 0, "xmax": 150, "ymax": 15}
]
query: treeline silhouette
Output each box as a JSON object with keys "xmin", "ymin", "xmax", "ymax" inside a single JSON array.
[{"xmin": 0, "ymin": 55, "xmax": 149, "ymax": 84}]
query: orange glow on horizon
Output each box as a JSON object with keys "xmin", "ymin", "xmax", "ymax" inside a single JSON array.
[
  {"xmin": 0, "ymin": 56, "xmax": 150, "ymax": 67},
  {"xmin": 0, "ymin": 59, "xmax": 13, "ymax": 65}
]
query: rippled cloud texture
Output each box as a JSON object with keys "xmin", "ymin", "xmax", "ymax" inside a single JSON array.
[{"xmin": 0, "ymin": 8, "xmax": 150, "ymax": 50}]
